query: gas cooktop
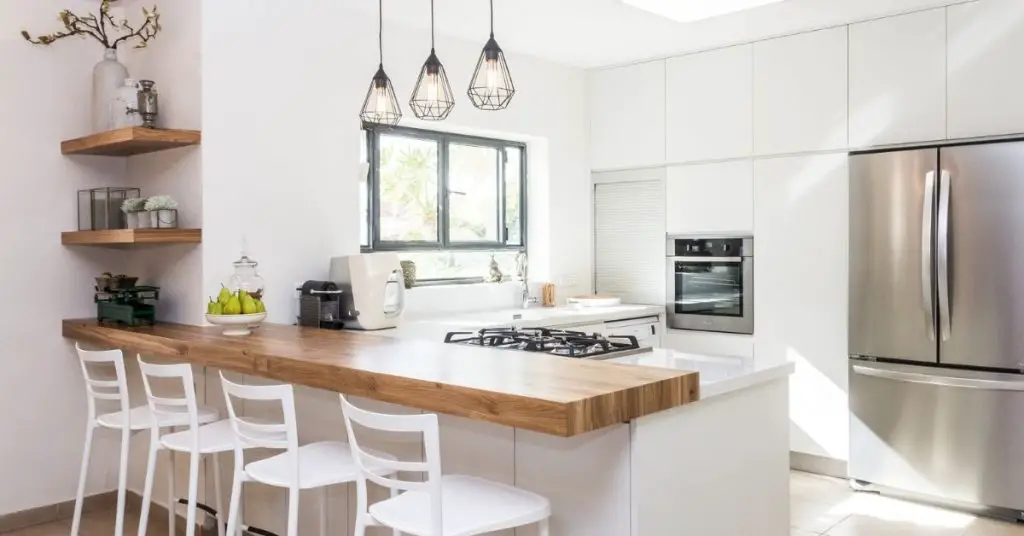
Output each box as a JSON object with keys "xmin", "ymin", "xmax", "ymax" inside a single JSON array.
[{"xmin": 444, "ymin": 327, "xmax": 652, "ymax": 360}]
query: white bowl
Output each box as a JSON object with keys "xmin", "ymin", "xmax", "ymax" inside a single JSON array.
[{"xmin": 205, "ymin": 313, "xmax": 267, "ymax": 336}]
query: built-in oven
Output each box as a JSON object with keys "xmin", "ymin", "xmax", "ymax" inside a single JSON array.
[{"xmin": 666, "ymin": 236, "xmax": 754, "ymax": 335}]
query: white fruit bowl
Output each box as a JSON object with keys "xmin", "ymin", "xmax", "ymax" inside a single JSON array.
[{"xmin": 205, "ymin": 313, "xmax": 267, "ymax": 336}]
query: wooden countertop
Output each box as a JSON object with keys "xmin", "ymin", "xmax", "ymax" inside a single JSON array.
[{"xmin": 62, "ymin": 319, "xmax": 700, "ymax": 437}]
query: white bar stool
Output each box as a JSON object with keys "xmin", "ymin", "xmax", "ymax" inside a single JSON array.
[
  {"xmin": 340, "ymin": 395, "xmax": 552, "ymax": 536},
  {"xmin": 136, "ymin": 357, "xmax": 236, "ymax": 536},
  {"xmin": 220, "ymin": 374, "xmax": 398, "ymax": 536},
  {"xmin": 70, "ymin": 345, "xmax": 218, "ymax": 536}
]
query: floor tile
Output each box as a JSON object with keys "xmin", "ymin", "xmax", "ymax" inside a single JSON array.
[
  {"xmin": 962, "ymin": 517, "xmax": 1024, "ymax": 535},
  {"xmin": 791, "ymin": 497, "xmax": 850, "ymax": 533},
  {"xmin": 825, "ymin": 514, "xmax": 969, "ymax": 536},
  {"xmin": 1, "ymin": 520, "xmax": 71, "ymax": 536},
  {"xmin": 791, "ymin": 470, "xmax": 856, "ymax": 504},
  {"xmin": 792, "ymin": 530, "xmax": 821, "ymax": 536},
  {"xmin": 75, "ymin": 508, "xmax": 167, "ymax": 536}
]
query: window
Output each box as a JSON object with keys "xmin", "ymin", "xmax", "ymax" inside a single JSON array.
[{"xmin": 362, "ymin": 126, "xmax": 527, "ymax": 283}]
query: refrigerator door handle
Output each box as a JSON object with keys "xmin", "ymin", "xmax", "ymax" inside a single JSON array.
[
  {"xmin": 921, "ymin": 171, "xmax": 936, "ymax": 341},
  {"xmin": 937, "ymin": 170, "xmax": 952, "ymax": 341},
  {"xmin": 852, "ymin": 364, "xmax": 1024, "ymax": 391}
]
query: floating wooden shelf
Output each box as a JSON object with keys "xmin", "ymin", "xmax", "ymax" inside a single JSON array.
[
  {"xmin": 61, "ymin": 228, "xmax": 202, "ymax": 246},
  {"xmin": 61, "ymin": 127, "xmax": 201, "ymax": 156}
]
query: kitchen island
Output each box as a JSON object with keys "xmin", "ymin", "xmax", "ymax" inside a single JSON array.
[{"xmin": 63, "ymin": 319, "xmax": 791, "ymax": 536}]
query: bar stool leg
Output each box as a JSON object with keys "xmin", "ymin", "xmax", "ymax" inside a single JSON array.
[
  {"xmin": 287, "ymin": 485, "xmax": 299, "ymax": 536},
  {"xmin": 319, "ymin": 487, "xmax": 328, "ymax": 536},
  {"xmin": 225, "ymin": 469, "xmax": 243, "ymax": 536},
  {"xmin": 212, "ymin": 453, "xmax": 226, "ymax": 536},
  {"xmin": 69, "ymin": 422, "xmax": 95, "ymax": 536},
  {"xmin": 114, "ymin": 427, "xmax": 131, "ymax": 536},
  {"xmin": 168, "ymin": 450, "xmax": 177, "ymax": 536},
  {"xmin": 185, "ymin": 451, "xmax": 201, "ymax": 536},
  {"xmin": 539, "ymin": 518, "xmax": 550, "ymax": 536},
  {"xmin": 137, "ymin": 432, "xmax": 160, "ymax": 536}
]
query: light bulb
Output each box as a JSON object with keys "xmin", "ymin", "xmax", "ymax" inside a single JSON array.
[
  {"xmin": 374, "ymin": 86, "xmax": 390, "ymax": 114},
  {"xmin": 426, "ymin": 73, "xmax": 440, "ymax": 103},
  {"xmin": 484, "ymin": 58, "xmax": 500, "ymax": 91}
]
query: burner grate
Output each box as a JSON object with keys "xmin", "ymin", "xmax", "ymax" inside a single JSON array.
[{"xmin": 444, "ymin": 327, "xmax": 641, "ymax": 358}]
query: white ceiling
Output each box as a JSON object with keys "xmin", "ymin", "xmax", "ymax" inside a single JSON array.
[{"xmin": 350, "ymin": 0, "xmax": 967, "ymax": 68}]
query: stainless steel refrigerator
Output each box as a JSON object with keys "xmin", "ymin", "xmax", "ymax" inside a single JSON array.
[{"xmin": 849, "ymin": 140, "xmax": 1024, "ymax": 517}]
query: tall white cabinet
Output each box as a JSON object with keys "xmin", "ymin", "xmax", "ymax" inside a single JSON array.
[
  {"xmin": 588, "ymin": 61, "xmax": 666, "ymax": 171},
  {"xmin": 753, "ymin": 154, "xmax": 849, "ymax": 460}
]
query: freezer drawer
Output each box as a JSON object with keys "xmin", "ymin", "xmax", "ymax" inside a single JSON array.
[{"xmin": 850, "ymin": 360, "xmax": 1024, "ymax": 511}]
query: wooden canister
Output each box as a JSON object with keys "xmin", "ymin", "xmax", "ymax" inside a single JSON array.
[{"xmin": 541, "ymin": 283, "xmax": 556, "ymax": 307}]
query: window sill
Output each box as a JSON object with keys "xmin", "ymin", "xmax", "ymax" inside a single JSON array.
[{"xmin": 408, "ymin": 279, "xmax": 519, "ymax": 291}]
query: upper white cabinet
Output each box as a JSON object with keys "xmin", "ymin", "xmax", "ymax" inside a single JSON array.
[
  {"xmin": 948, "ymin": 0, "xmax": 1024, "ymax": 139},
  {"xmin": 754, "ymin": 27, "xmax": 848, "ymax": 156},
  {"xmin": 849, "ymin": 9, "xmax": 947, "ymax": 147},
  {"xmin": 666, "ymin": 45, "xmax": 753, "ymax": 163},
  {"xmin": 589, "ymin": 61, "xmax": 666, "ymax": 170},
  {"xmin": 665, "ymin": 161, "xmax": 753, "ymax": 235}
]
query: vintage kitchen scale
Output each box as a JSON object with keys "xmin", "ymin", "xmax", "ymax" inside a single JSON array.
[{"xmin": 95, "ymin": 274, "xmax": 159, "ymax": 326}]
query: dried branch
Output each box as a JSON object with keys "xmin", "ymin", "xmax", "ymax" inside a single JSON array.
[{"xmin": 21, "ymin": 1, "xmax": 162, "ymax": 50}]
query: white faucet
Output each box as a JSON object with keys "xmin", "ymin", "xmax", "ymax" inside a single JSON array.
[{"xmin": 515, "ymin": 251, "xmax": 538, "ymax": 309}]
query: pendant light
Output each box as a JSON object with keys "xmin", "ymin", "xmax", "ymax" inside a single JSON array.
[
  {"xmin": 410, "ymin": 0, "xmax": 456, "ymax": 120},
  {"xmin": 360, "ymin": 0, "xmax": 402, "ymax": 127},
  {"xmin": 467, "ymin": 0, "xmax": 516, "ymax": 110}
]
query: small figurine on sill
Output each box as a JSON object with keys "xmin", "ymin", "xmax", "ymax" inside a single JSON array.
[{"xmin": 486, "ymin": 254, "xmax": 503, "ymax": 283}]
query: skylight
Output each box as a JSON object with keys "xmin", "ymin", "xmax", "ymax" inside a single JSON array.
[{"xmin": 621, "ymin": 0, "xmax": 789, "ymax": 23}]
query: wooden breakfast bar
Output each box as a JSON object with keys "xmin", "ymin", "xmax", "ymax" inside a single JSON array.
[
  {"xmin": 62, "ymin": 318, "xmax": 790, "ymax": 536},
  {"xmin": 62, "ymin": 319, "xmax": 700, "ymax": 436}
]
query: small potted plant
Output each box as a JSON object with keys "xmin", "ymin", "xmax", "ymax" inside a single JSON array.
[
  {"xmin": 120, "ymin": 198, "xmax": 146, "ymax": 229},
  {"xmin": 144, "ymin": 195, "xmax": 178, "ymax": 228}
]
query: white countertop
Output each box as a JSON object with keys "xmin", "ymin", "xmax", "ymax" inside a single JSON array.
[
  {"xmin": 608, "ymin": 349, "xmax": 795, "ymax": 399},
  {"xmin": 389, "ymin": 304, "xmax": 664, "ymax": 339}
]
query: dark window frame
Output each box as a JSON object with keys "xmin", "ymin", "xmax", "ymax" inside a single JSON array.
[{"xmin": 362, "ymin": 126, "xmax": 528, "ymax": 280}]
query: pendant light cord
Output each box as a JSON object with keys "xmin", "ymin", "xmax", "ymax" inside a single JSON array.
[
  {"xmin": 489, "ymin": 0, "xmax": 495, "ymax": 36},
  {"xmin": 378, "ymin": 0, "xmax": 384, "ymax": 65},
  {"xmin": 430, "ymin": 0, "xmax": 435, "ymax": 49}
]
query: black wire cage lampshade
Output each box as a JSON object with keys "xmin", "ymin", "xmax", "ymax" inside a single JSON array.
[
  {"xmin": 468, "ymin": 0, "xmax": 515, "ymax": 110},
  {"xmin": 361, "ymin": 65, "xmax": 403, "ymax": 126},
  {"xmin": 410, "ymin": 51, "xmax": 456, "ymax": 120},
  {"xmin": 360, "ymin": 0, "xmax": 402, "ymax": 127}
]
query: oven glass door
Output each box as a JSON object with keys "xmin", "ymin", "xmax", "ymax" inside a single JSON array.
[{"xmin": 674, "ymin": 259, "xmax": 744, "ymax": 317}]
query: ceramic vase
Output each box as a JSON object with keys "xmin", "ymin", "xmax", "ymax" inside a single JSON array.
[
  {"xmin": 125, "ymin": 212, "xmax": 139, "ymax": 229},
  {"xmin": 137, "ymin": 211, "xmax": 152, "ymax": 229},
  {"xmin": 92, "ymin": 48, "xmax": 129, "ymax": 132},
  {"xmin": 156, "ymin": 209, "xmax": 178, "ymax": 229}
]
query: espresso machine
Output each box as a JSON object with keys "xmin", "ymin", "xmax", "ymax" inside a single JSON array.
[{"xmin": 297, "ymin": 280, "xmax": 345, "ymax": 330}]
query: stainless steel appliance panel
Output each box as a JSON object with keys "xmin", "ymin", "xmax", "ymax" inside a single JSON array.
[
  {"xmin": 849, "ymin": 149, "xmax": 938, "ymax": 363},
  {"xmin": 850, "ymin": 360, "xmax": 1024, "ymax": 510},
  {"xmin": 666, "ymin": 236, "xmax": 754, "ymax": 335},
  {"xmin": 940, "ymin": 142, "xmax": 1024, "ymax": 370}
]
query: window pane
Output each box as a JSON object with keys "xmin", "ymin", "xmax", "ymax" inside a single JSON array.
[
  {"xmin": 505, "ymin": 146, "xmax": 523, "ymax": 246},
  {"xmin": 398, "ymin": 250, "xmax": 519, "ymax": 281},
  {"xmin": 379, "ymin": 135, "xmax": 439, "ymax": 242},
  {"xmin": 360, "ymin": 134, "xmax": 370, "ymax": 247},
  {"xmin": 449, "ymin": 144, "xmax": 499, "ymax": 242}
]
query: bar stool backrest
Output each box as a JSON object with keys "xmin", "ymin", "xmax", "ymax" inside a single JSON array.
[
  {"xmin": 75, "ymin": 344, "xmax": 130, "ymax": 424},
  {"xmin": 137, "ymin": 357, "xmax": 200, "ymax": 442}
]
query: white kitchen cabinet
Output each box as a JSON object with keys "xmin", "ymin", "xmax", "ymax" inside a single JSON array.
[
  {"xmin": 665, "ymin": 160, "xmax": 753, "ymax": 235},
  {"xmin": 753, "ymin": 27, "xmax": 848, "ymax": 156},
  {"xmin": 605, "ymin": 317, "xmax": 661, "ymax": 348},
  {"xmin": 666, "ymin": 45, "xmax": 753, "ymax": 163},
  {"xmin": 948, "ymin": 0, "xmax": 1024, "ymax": 139},
  {"xmin": 589, "ymin": 61, "xmax": 666, "ymax": 170},
  {"xmin": 753, "ymin": 153, "xmax": 849, "ymax": 460},
  {"xmin": 849, "ymin": 8, "xmax": 947, "ymax": 147},
  {"xmin": 594, "ymin": 177, "xmax": 666, "ymax": 305}
]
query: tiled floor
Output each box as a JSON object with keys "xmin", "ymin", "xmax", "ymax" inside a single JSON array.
[
  {"xmin": 4, "ymin": 472, "xmax": 1024, "ymax": 535},
  {"xmin": 792, "ymin": 470, "xmax": 1024, "ymax": 536}
]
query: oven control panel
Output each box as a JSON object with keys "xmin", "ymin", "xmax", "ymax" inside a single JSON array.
[{"xmin": 670, "ymin": 237, "xmax": 750, "ymax": 257}]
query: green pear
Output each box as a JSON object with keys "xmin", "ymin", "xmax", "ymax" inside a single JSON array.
[
  {"xmin": 255, "ymin": 299, "xmax": 266, "ymax": 313},
  {"xmin": 212, "ymin": 302, "xmax": 224, "ymax": 315},
  {"xmin": 207, "ymin": 298, "xmax": 217, "ymax": 314},
  {"xmin": 218, "ymin": 286, "xmax": 232, "ymax": 305},
  {"xmin": 241, "ymin": 296, "xmax": 258, "ymax": 315},
  {"xmin": 224, "ymin": 295, "xmax": 242, "ymax": 315}
]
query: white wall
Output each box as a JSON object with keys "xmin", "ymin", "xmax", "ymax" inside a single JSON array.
[
  {"xmin": 0, "ymin": 0, "xmax": 131, "ymax": 516},
  {"xmin": 588, "ymin": 0, "xmax": 1024, "ymax": 463},
  {"xmin": 202, "ymin": 0, "xmax": 591, "ymax": 324}
]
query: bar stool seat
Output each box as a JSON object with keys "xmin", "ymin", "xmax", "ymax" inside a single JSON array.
[
  {"xmin": 368, "ymin": 474, "xmax": 551, "ymax": 536},
  {"xmin": 97, "ymin": 404, "xmax": 219, "ymax": 430},
  {"xmin": 244, "ymin": 441, "xmax": 394, "ymax": 489},
  {"xmin": 160, "ymin": 419, "xmax": 237, "ymax": 454}
]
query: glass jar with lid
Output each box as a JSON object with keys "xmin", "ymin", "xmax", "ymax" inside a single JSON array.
[{"xmin": 222, "ymin": 254, "xmax": 265, "ymax": 300}]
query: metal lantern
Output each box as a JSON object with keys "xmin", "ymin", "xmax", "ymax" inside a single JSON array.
[
  {"xmin": 410, "ymin": 0, "xmax": 455, "ymax": 120},
  {"xmin": 77, "ymin": 187, "xmax": 141, "ymax": 230},
  {"xmin": 467, "ymin": 0, "xmax": 516, "ymax": 110},
  {"xmin": 360, "ymin": 0, "xmax": 402, "ymax": 127}
]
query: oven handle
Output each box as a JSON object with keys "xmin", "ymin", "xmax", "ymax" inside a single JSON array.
[{"xmin": 667, "ymin": 256, "xmax": 744, "ymax": 263}]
